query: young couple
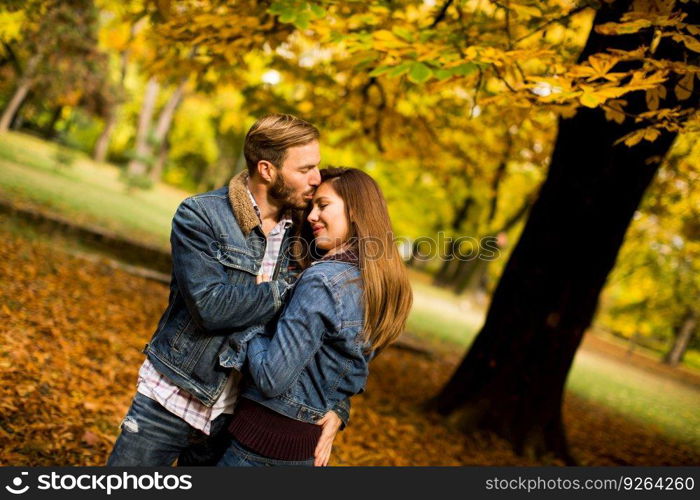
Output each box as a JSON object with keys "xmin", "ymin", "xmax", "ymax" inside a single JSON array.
[{"xmin": 107, "ymin": 114, "xmax": 413, "ymax": 467}]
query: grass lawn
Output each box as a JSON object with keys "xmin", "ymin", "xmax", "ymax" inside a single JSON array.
[
  {"xmin": 567, "ymin": 350, "xmax": 700, "ymax": 448},
  {"xmin": 2, "ymin": 131, "xmax": 699, "ymax": 451},
  {"xmin": 406, "ymin": 277, "xmax": 484, "ymax": 349},
  {"xmin": 406, "ymin": 275, "xmax": 700, "ymax": 449},
  {"xmin": 0, "ymin": 131, "xmax": 190, "ymax": 249}
]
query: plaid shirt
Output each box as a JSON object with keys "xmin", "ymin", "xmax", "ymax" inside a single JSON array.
[{"xmin": 137, "ymin": 189, "xmax": 293, "ymax": 435}]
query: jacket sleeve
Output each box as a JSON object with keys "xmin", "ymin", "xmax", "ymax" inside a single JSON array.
[
  {"xmin": 331, "ymin": 397, "xmax": 351, "ymax": 429},
  {"xmin": 171, "ymin": 197, "xmax": 289, "ymax": 332},
  {"xmin": 245, "ymin": 271, "xmax": 338, "ymax": 399}
]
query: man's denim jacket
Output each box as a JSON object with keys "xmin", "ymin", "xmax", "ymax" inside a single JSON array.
[
  {"xmin": 143, "ymin": 171, "xmax": 350, "ymax": 425},
  {"xmin": 232, "ymin": 260, "xmax": 370, "ymax": 425}
]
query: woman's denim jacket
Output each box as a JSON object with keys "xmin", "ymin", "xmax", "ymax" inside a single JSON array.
[
  {"xmin": 142, "ymin": 172, "xmax": 350, "ymax": 425},
  {"xmin": 233, "ymin": 260, "xmax": 371, "ymax": 425}
]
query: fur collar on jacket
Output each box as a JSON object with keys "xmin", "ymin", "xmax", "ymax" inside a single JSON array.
[
  {"xmin": 227, "ymin": 170, "xmax": 305, "ymax": 236},
  {"xmin": 227, "ymin": 171, "xmax": 260, "ymax": 236}
]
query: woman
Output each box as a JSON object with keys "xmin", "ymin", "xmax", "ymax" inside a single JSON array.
[{"xmin": 217, "ymin": 167, "xmax": 413, "ymax": 466}]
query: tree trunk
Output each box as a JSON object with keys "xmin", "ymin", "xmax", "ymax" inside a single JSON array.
[
  {"xmin": 148, "ymin": 78, "xmax": 187, "ymax": 181},
  {"xmin": 212, "ymin": 129, "xmax": 244, "ymax": 189},
  {"xmin": 626, "ymin": 332, "xmax": 640, "ymax": 357},
  {"xmin": 153, "ymin": 78, "xmax": 186, "ymax": 145},
  {"xmin": 42, "ymin": 106, "xmax": 64, "ymax": 140},
  {"xmin": 149, "ymin": 139, "xmax": 169, "ymax": 183},
  {"xmin": 433, "ymin": 239, "xmax": 462, "ymax": 285},
  {"xmin": 449, "ymin": 198, "xmax": 531, "ymax": 293},
  {"xmin": 0, "ymin": 79, "xmax": 32, "ymax": 133},
  {"xmin": 93, "ymin": 112, "xmax": 117, "ymax": 162},
  {"xmin": 433, "ymin": 196, "xmax": 474, "ymax": 286},
  {"xmin": 453, "ymin": 258, "xmax": 488, "ymax": 295},
  {"xmin": 92, "ymin": 16, "xmax": 146, "ymax": 162},
  {"xmin": 127, "ymin": 77, "xmax": 160, "ymax": 177},
  {"xmin": 0, "ymin": 54, "xmax": 39, "ymax": 133},
  {"xmin": 663, "ymin": 312, "xmax": 697, "ymax": 366},
  {"xmin": 408, "ymin": 239, "xmax": 430, "ymax": 269},
  {"xmin": 430, "ymin": 0, "xmax": 699, "ymax": 462}
]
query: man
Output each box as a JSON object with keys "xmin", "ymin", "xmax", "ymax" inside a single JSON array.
[{"xmin": 107, "ymin": 114, "xmax": 347, "ymax": 466}]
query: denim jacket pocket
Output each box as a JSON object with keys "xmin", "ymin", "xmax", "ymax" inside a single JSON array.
[
  {"xmin": 213, "ymin": 242, "xmax": 260, "ymax": 277},
  {"xmin": 169, "ymin": 312, "xmax": 194, "ymax": 353}
]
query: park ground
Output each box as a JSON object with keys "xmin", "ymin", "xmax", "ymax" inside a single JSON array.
[{"xmin": 0, "ymin": 131, "xmax": 698, "ymax": 465}]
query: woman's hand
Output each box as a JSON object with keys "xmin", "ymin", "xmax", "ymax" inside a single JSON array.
[
  {"xmin": 314, "ymin": 411, "xmax": 342, "ymax": 466},
  {"xmin": 256, "ymin": 273, "xmax": 271, "ymax": 284}
]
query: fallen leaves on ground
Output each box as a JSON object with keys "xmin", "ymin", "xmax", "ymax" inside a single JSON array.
[{"xmin": 0, "ymin": 222, "xmax": 698, "ymax": 466}]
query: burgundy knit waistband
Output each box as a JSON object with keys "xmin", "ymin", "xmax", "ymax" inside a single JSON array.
[{"xmin": 227, "ymin": 398, "xmax": 321, "ymax": 461}]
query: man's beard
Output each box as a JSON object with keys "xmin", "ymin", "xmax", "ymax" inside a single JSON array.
[{"xmin": 269, "ymin": 172, "xmax": 308, "ymax": 209}]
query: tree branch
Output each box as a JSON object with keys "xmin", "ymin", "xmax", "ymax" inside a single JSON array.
[
  {"xmin": 491, "ymin": 63, "xmax": 517, "ymax": 92},
  {"xmin": 430, "ymin": 0, "xmax": 454, "ymax": 28},
  {"xmin": 515, "ymin": 4, "xmax": 592, "ymax": 44},
  {"xmin": 497, "ymin": 194, "xmax": 534, "ymax": 234},
  {"xmin": 487, "ymin": 132, "xmax": 513, "ymax": 224},
  {"xmin": 470, "ymin": 68, "xmax": 484, "ymax": 118}
]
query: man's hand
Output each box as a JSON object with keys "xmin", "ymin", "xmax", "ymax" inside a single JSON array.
[
  {"xmin": 256, "ymin": 273, "xmax": 271, "ymax": 284},
  {"xmin": 314, "ymin": 411, "xmax": 341, "ymax": 466}
]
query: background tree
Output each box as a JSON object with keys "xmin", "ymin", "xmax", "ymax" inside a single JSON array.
[
  {"xmin": 597, "ymin": 132, "xmax": 700, "ymax": 366},
  {"xmin": 92, "ymin": 3, "xmax": 148, "ymax": 163},
  {"xmin": 428, "ymin": 0, "xmax": 700, "ymax": 462},
  {"xmin": 0, "ymin": 0, "xmax": 111, "ymax": 135}
]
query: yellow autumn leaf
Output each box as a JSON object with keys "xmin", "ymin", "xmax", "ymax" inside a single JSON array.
[
  {"xmin": 616, "ymin": 127, "xmax": 661, "ymax": 147},
  {"xmin": 595, "ymin": 19, "xmax": 652, "ymax": 36},
  {"xmin": 588, "ymin": 54, "xmax": 618, "ymax": 80},
  {"xmin": 677, "ymin": 34, "xmax": 700, "ymax": 53},
  {"xmin": 100, "ymin": 25, "xmax": 130, "ymax": 51},
  {"xmin": 626, "ymin": 70, "xmax": 668, "ymax": 92},
  {"xmin": 373, "ymin": 29, "xmax": 405, "ymax": 49},
  {"xmin": 675, "ymin": 72, "xmax": 694, "ymax": 100},
  {"xmin": 0, "ymin": 10, "xmax": 26, "ymax": 42},
  {"xmin": 16, "ymin": 384, "xmax": 37, "ymax": 397},
  {"xmin": 645, "ymin": 87, "xmax": 660, "ymax": 110},
  {"xmin": 596, "ymin": 86, "xmax": 633, "ymax": 99},
  {"xmin": 643, "ymin": 127, "xmax": 661, "ymax": 142},
  {"xmin": 510, "ymin": 4, "xmax": 541, "ymax": 19},
  {"xmin": 604, "ymin": 99, "xmax": 627, "ymax": 124},
  {"xmin": 298, "ymin": 101, "xmax": 313, "ymax": 113},
  {"xmin": 621, "ymin": 129, "xmax": 646, "ymax": 147},
  {"xmin": 579, "ymin": 92, "xmax": 601, "ymax": 108}
]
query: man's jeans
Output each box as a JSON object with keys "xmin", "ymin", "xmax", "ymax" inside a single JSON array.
[
  {"xmin": 107, "ymin": 392, "xmax": 232, "ymax": 466},
  {"xmin": 216, "ymin": 438, "xmax": 314, "ymax": 467}
]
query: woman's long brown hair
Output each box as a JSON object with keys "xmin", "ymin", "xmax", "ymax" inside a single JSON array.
[{"xmin": 320, "ymin": 167, "xmax": 413, "ymax": 354}]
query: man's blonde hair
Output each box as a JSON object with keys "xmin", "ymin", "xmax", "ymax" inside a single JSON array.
[{"xmin": 244, "ymin": 114, "xmax": 320, "ymax": 174}]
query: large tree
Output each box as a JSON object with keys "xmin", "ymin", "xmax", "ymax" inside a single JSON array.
[{"xmin": 430, "ymin": 0, "xmax": 700, "ymax": 462}]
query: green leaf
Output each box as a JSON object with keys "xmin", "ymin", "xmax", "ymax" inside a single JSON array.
[
  {"xmin": 408, "ymin": 62, "xmax": 433, "ymax": 83},
  {"xmin": 434, "ymin": 68, "xmax": 454, "ymax": 81},
  {"xmin": 329, "ymin": 31, "xmax": 345, "ymax": 44},
  {"xmin": 453, "ymin": 63, "xmax": 478, "ymax": 77},
  {"xmin": 268, "ymin": 1, "xmax": 287, "ymax": 15},
  {"xmin": 392, "ymin": 27, "xmax": 414, "ymax": 42},
  {"xmin": 293, "ymin": 10, "xmax": 311, "ymax": 29},
  {"xmin": 369, "ymin": 65, "xmax": 394, "ymax": 77},
  {"xmin": 387, "ymin": 62, "xmax": 412, "ymax": 77},
  {"xmin": 418, "ymin": 31, "xmax": 433, "ymax": 43},
  {"xmin": 278, "ymin": 11, "xmax": 296, "ymax": 23},
  {"xmin": 309, "ymin": 3, "xmax": 325, "ymax": 18}
]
